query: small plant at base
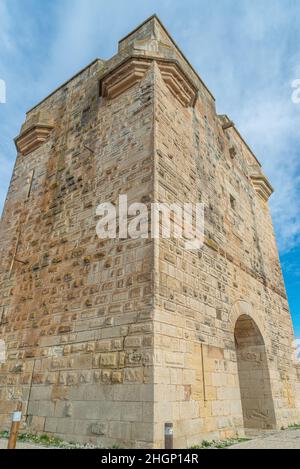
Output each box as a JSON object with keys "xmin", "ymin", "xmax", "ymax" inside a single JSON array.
[
  {"xmin": 288, "ymin": 423, "xmax": 300, "ymax": 430},
  {"xmin": 0, "ymin": 431, "xmax": 122, "ymax": 449},
  {"xmin": 189, "ymin": 437, "xmax": 250, "ymax": 449},
  {"xmin": 0, "ymin": 431, "xmax": 72, "ymax": 448},
  {"xmin": 201, "ymin": 440, "xmax": 211, "ymax": 448}
]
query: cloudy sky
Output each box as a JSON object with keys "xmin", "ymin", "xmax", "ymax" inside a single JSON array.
[{"xmin": 0, "ymin": 0, "xmax": 299, "ymax": 337}]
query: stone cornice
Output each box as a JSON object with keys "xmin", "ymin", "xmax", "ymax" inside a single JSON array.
[
  {"xmin": 15, "ymin": 110, "xmax": 55, "ymax": 156},
  {"xmin": 157, "ymin": 61, "xmax": 197, "ymax": 107},
  {"xmin": 15, "ymin": 123, "xmax": 54, "ymax": 156},
  {"xmin": 100, "ymin": 59, "xmax": 151, "ymax": 100},
  {"xmin": 250, "ymin": 170, "xmax": 274, "ymax": 202},
  {"xmin": 100, "ymin": 56, "xmax": 197, "ymax": 107},
  {"xmin": 118, "ymin": 14, "xmax": 215, "ymax": 102}
]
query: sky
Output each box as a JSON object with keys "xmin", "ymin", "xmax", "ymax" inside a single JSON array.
[{"xmin": 0, "ymin": 0, "xmax": 299, "ymax": 338}]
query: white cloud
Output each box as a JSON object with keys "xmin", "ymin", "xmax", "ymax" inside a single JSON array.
[
  {"xmin": 36, "ymin": 0, "xmax": 156, "ymax": 93},
  {"xmin": 1, "ymin": 0, "xmax": 300, "ymax": 253},
  {"xmin": 0, "ymin": 0, "xmax": 14, "ymax": 51},
  {"xmin": 179, "ymin": 0, "xmax": 300, "ymax": 252}
]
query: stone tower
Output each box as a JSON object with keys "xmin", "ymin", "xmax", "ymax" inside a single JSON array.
[{"xmin": 0, "ymin": 15, "xmax": 299, "ymax": 448}]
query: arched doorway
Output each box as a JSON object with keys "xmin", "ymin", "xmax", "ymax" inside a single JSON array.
[{"xmin": 234, "ymin": 314, "xmax": 276, "ymax": 430}]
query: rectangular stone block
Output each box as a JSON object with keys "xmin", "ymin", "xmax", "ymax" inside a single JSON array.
[{"xmin": 100, "ymin": 352, "xmax": 119, "ymax": 368}]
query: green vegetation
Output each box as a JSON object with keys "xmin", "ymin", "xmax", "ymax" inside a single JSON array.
[
  {"xmin": 0, "ymin": 431, "xmax": 123, "ymax": 449},
  {"xmin": 288, "ymin": 423, "xmax": 300, "ymax": 430},
  {"xmin": 189, "ymin": 437, "xmax": 250, "ymax": 449}
]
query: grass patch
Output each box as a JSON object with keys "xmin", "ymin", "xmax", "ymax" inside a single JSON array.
[
  {"xmin": 0, "ymin": 431, "xmax": 70, "ymax": 448},
  {"xmin": 189, "ymin": 437, "xmax": 250, "ymax": 449},
  {"xmin": 0, "ymin": 431, "xmax": 122, "ymax": 449},
  {"xmin": 0, "ymin": 431, "xmax": 253, "ymax": 450},
  {"xmin": 288, "ymin": 423, "xmax": 300, "ymax": 430}
]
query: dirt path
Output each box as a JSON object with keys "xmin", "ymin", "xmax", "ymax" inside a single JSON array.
[
  {"xmin": 230, "ymin": 429, "xmax": 300, "ymax": 449},
  {"xmin": 0, "ymin": 438, "xmax": 51, "ymax": 449}
]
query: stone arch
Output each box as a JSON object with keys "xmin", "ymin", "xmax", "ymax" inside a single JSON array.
[
  {"xmin": 229, "ymin": 300, "xmax": 267, "ymax": 346},
  {"xmin": 234, "ymin": 313, "xmax": 276, "ymax": 430}
]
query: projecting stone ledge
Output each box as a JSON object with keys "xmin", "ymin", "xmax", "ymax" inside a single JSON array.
[
  {"xmin": 15, "ymin": 110, "xmax": 54, "ymax": 156},
  {"xmin": 250, "ymin": 167, "xmax": 274, "ymax": 202},
  {"xmin": 100, "ymin": 57, "xmax": 197, "ymax": 107}
]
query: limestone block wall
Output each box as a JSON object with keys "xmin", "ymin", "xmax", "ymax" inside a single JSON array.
[
  {"xmin": 0, "ymin": 15, "xmax": 299, "ymax": 449},
  {"xmin": 0, "ymin": 55, "xmax": 156, "ymax": 448},
  {"xmin": 152, "ymin": 56, "xmax": 300, "ymax": 447}
]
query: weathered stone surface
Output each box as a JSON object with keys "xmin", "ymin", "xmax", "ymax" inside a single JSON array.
[
  {"xmin": 0, "ymin": 15, "xmax": 299, "ymax": 449},
  {"xmin": 90, "ymin": 422, "xmax": 107, "ymax": 436}
]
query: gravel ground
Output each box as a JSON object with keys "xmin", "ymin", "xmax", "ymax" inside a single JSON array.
[
  {"xmin": 0, "ymin": 438, "xmax": 50, "ymax": 449},
  {"xmin": 229, "ymin": 429, "xmax": 300, "ymax": 449},
  {"xmin": 1, "ymin": 429, "xmax": 300, "ymax": 449}
]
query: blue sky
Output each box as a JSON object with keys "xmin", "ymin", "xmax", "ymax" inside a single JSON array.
[{"xmin": 0, "ymin": 0, "xmax": 299, "ymax": 337}]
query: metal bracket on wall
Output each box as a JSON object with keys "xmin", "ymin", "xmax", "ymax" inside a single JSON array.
[
  {"xmin": 8, "ymin": 231, "xmax": 28, "ymax": 278},
  {"xmin": 83, "ymin": 144, "xmax": 95, "ymax": 154},
  {"xmin": 201, "ymin": 343, "xmax": 207, "ymax": 403},
  {"xmin": 26, "ymin": 169, "xmax": 35, "ymax": 199}
]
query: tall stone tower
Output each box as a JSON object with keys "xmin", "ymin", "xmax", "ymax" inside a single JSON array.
[{"xmin": 0, "ymin": 15, "xmax": 299, "ymax": 448}]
